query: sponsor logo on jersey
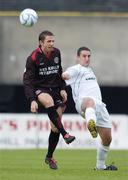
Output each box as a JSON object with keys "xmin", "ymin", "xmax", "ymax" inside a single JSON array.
[
  {"xmin": 85, "ymin": 77, "xmax": 96, "ymax": 80},
  {"xmin": 39, "ymin": 65, "xmax": 59, "ymax": 75}
]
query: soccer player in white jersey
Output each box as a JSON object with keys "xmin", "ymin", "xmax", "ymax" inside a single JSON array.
[{"xmin": 62, "ymin": 46, "xmax": 118, "ymax": 170}]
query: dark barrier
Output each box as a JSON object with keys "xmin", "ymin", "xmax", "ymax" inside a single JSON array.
[
  {"xmin": 0, "ymin": 0, "xmax": 128, "ymax": 12},
  {"xmin": 0, "ymin": 85, "xmax": 128, "ymax": 114}
]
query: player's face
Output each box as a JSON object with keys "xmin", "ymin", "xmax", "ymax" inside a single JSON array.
[
  {"xmin": 40, "ymin": 35, "xmax": 55, "ymax": 53},
  {"xmin": 78, "ymin": 50, "xmax": 91, "ymax": 67}
]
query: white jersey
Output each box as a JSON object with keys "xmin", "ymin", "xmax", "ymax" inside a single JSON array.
[{"xmin": 65, "ymin": 64, "xmax": 102, "ymax": 104}]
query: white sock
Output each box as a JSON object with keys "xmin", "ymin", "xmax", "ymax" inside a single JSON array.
[
  {"xmin": 85, "ymin": 107, "xmax": 96, "ymax": 123},
  {"xmin": 96, "ymin": 144, "xmax": 109, "ymax": 169}
]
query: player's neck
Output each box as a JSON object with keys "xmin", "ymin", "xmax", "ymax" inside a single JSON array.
[
  {"xmin": 41, "ymin": 47, "xmax": 52, "ymax": 58},
  {"xmin": 79, "ymin": 63, "xmax": 89, "ymax": 67}
]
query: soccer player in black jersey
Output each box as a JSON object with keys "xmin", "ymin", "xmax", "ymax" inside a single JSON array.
[{"xmin": 23, "ymin": 30, "xmax": 75, "ymax": 170}]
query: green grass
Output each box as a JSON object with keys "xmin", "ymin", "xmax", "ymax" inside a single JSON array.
[{"xmin": 0, "ymin": 149, "xmax": 128, "ymax": 180}]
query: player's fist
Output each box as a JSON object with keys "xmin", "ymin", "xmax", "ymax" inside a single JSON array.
[
  {"xmin": 31, "ymin": 100, "xmax": 38, "ymax": 113},
  {"xmin": 62, "ymin": 72, "xmax": 70, "ymax": 80},
  {"xmin": 60, "ymin": 90, "xmax": 67, "ymax": 103}
]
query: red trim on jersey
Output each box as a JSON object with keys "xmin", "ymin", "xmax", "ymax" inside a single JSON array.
[
  {"xmin": 31, "ymin": 47, "xmax": 59, "ymax": 62},
  {"xmin": 31, "ymin": 47, "xmax": 42, "ymax": 61}
]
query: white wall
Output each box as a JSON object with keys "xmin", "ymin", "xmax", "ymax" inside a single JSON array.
[{"xmin": 0, "ymin": 113, "xmax": 127, "ymax": 149}]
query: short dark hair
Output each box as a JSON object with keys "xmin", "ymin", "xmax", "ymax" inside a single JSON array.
[
  {"xmin": 39, "ymin": 30, "xmax": 54, "ymax": 42},
  {"xmin": 77, "ymin": 47, "xmax": 91, "ymax": 56}
]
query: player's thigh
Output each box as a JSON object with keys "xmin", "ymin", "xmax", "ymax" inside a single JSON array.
[{"xmin": 38, "ymin": 92, "xmax": 54, "ymax": 107}]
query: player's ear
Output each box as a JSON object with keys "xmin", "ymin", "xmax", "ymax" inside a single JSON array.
[
  {"xmin": 39, "ymin": 40, "xmax": 42, "ymax": 44},
  {"xmin": 39, "ymin": 40, "xmax": 43, "ymax": 46}
]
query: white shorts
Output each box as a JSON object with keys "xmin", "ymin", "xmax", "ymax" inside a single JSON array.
[{"xmin": 75, "ymin": 97, "xmax": 112, "ymax": 128}]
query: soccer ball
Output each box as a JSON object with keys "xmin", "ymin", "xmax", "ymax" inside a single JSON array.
[{"xmin": 19, "ymin": 8, "xmax": 38, "ymax": 27}]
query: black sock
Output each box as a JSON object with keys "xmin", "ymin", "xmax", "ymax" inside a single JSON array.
[
  {"xmin": 46, "ymin": 130, "xmax": 60, "ymax": 158},
  {"xmin": 46, "ymin": 106, "xmax": 67, "ymax": 137}
]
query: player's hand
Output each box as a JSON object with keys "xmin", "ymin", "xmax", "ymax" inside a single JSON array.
[
  {"xmin": 60, "ymin": 90, "xmax": 67, "ymax": 103},
  {"xmin": 31, "ymin": 100, "xmax": 38, "ymax": 113},
  {"xmin": 62, "ymin": 72, "xmax": 70, "ymax": 80}
]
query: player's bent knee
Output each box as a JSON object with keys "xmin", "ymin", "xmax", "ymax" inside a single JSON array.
[
  {"xmin": 82, "ymin": 97, "xmax": 95, "ymax": 109},
  {"xmin": 38, "ymin": 93, "xmax": 54, "ymax": 107}
]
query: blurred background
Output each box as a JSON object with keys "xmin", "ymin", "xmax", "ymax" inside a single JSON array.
[
  {"xmin": 0, "ymin": 0, "xmax": 128, "ymax": 114},
  {"xmin": 0, "ymin": 0, "xmax": 128, "ymax": 150}
]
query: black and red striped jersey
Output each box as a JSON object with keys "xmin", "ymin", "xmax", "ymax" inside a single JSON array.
[{"xmin": 23, "ymin": 47, "xmax": 66, "ymax": 102}]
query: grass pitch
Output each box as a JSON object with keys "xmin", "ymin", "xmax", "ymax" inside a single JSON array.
[{"xmin": 0, "ymin": 149, "xmax": 128, "ymax": 180}]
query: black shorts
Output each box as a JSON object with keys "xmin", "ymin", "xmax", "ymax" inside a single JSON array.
[{"xmin": 35, "ymin": 87, "xmax": 66, "ymax": 108}]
